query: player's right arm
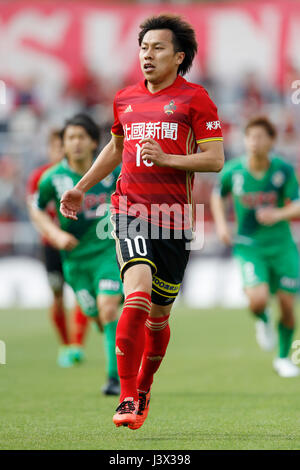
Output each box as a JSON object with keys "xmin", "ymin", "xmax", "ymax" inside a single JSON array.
[
  {"xmin": 29, "ymin": 207, "xmax": 79, "ymax": 250},
  {"xmin": 60, "ymin": 135, "xmax": 123, "ymax": 220},
  {"xmin": 30, "ymin": 171, "xmax": 79, "ymax": 251},
  {"xmin": 210, "ymin": 163, "xmax": 233, "ymax": 246}
]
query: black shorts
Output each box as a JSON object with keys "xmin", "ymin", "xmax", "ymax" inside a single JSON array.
[
  {"xmin": 42, "ymin": 244, "xmax": 64, "ymax": 293},
  {"xmin": 111, "ymin": 214, "xmax": 191, "ymax": 306}
]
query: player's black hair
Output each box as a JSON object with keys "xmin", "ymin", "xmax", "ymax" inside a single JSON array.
[
  {"xmin": 245, "ymin": 116, "xmax": 277, "ymax": 139},
  {"xmin": 138, "ymin": 13, "xmax": 198, "ymax": 76},
  {"xmin": 62, "ymin": 113, "xmax": 100, "ymax": 144}
]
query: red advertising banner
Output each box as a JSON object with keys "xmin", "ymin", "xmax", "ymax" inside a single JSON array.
[{"xmin": 0, "ymin": 1, "xmax": 299, "ymax": 91}]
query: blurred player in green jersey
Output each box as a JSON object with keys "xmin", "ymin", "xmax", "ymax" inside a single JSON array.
[
  {"xmin": 27, "ymin": 129, "xmax": 89, "ymax": 369},
  {"xmin": 211, "ymin": 116, "xmax": 300, "ymax": 377},
  {"xmin": 31, "ymin": 114, "xmax": 122, "ymax": 394}
]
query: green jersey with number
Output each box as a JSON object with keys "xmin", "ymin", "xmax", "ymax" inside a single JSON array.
[
  {"xmin": 217, "ymin": 155, "xmax": 300, "ymax": 250},
  {"xmin": 37, "ymin": 158, "xmax": 119, "ymax": 262}
]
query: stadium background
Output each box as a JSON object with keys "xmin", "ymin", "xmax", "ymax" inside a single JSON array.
[
  {"xmin": 1, "ymin": 0, "xmax": 300, "ymax": 452},
  {"xmin": 1, "ymin": 0, "xmax": 300, "ymax": 309}
]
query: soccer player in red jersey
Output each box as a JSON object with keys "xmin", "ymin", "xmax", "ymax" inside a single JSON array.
[
  {"xmin": 60, "ymin": 14, "xmax": 224, "ymax": 428},
  {"xmin": 27, "ymin": 130, "xmax": 89, "ymax": 368}
]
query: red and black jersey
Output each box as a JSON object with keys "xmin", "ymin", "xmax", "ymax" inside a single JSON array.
[
  {"xmin": 111, "ymin": 75, "xmax": 223, "ymax": 229},
  {"xmin": 27, "ymin": 163, "xmax": 57, "ymax": 245}
]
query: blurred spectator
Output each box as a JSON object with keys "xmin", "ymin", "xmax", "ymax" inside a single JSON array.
[
  {"xmin": 0, "ymin": 155, "xmax": 23, "ymax": 218},
  {"xmin": 12, "ymin": 77, "xmax": 42, "ymax": 115},
  {"xmin": 0, "ymin": 155, "xmax": 24, "ymax": 254}
]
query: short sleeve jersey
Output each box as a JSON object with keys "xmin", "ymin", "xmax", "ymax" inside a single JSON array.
[
  {"xmin": 111, "ymin": 75, "xmax": 223, "ymax": 229},
  {"xmin": 37, "ymin": 158, "xmax": 120, "ymax": 262},
  {"xmin": 217, "ymin": 155, "xmax": 300, "ymax": 248}
]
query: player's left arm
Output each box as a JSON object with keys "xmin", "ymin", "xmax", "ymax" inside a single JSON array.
[
  {"xmin": 139, "ymin": 138, "xmax": 224, "ymax": 173},
  {"xmin": 257, "ymin": 201, "xmax": 300, "ymax": 225},
  {"xmin": 257, "ymin": 166, "xmax": 300, "ymax": 225}
]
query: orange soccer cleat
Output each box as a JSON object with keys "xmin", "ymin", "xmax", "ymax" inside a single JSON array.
[
  {"xmin": 128, "ymin": 389, "xmax": 151, "ymax": 430},
  {"xmin": 113, "ymin": 399, "xmax": 138, "ymax": 427}
]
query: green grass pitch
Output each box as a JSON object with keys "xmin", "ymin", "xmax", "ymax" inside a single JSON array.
[{"xmin": 0, "ymin": 303, "xmax": 300, "ymax": 450}]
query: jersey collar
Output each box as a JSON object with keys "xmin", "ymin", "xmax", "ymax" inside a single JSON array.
[
  {"xmin": 140, "ymin": 74, "xmax": 185, "ymax": 96},
  {"xmin": 61, "ymin": 156, "xmax": 95, "ymax": 177},
  {"xmin": 61, "ymin": 157, "xmax": 83, "ymax": 177},
  {"xmin": 243, "ymin": 154, "xmax": 274, "ymax": 180},
  {"xmin": 61, "ymin": 157, "xmax": 69, "ymax": 170}
]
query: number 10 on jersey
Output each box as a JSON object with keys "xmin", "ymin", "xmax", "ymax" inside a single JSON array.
[{"xmin": 136, "ymin": 144, "xmax": 153, "ymax": 167}]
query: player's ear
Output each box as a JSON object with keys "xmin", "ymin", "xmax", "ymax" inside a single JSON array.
[{"xmin": 176, "ymin": 51, "xmax": 185, "ymax": 66}]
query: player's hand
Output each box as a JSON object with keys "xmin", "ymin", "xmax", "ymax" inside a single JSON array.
[
  {"xmin": 60, "ymin": 188, "xmax": 84, "ymax": 220},
  {"xmin": 55, "ymin": 231, "xmax": 79, "ymax": 251},
  {"xmin": 256, "ymin": 207, "xmax": 282, "ymax": 225},
  {"xmin": 216, "ymin": 223, "xmax": 232, "ymax": 246},
  {"xmin": 139, "ymin": 138, "xmax": 168, "ymax": 167}
]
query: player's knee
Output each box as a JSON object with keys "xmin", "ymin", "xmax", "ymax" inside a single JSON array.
[
  {"xmin": 124, "ymin": 282, "xmax": 152, "ymax": 297},
  {"xmin": 249, "ymin": 297, "xmax": 268, "ymax": 314},
  {"xmin": 125, "ymin": 287, "xmax": 152, "ymax": 300},
  {"xmin": 99, "ymin": 303, "xmax": 119, "ymax": 324},
  {"xmin": 123, "ymin": 264, "xmax": 152, "ymax": 297},
  {"xmin": 149, "ymin": 304, "xmax": 172, "ymax": 318},
  {"xmin": 97, "ymin": 294, "xmax": 121, "ymax": 324},
  {"xmin": 100, "ymin": 308, "xmax": 118, "ymax": 324}
]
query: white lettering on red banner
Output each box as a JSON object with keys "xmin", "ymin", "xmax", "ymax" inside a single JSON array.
[{"xmin": 0, "ymin": 3, "xmax": 298, "ymax": 91}]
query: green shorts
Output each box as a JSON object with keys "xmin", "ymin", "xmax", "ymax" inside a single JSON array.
[
  {"xmin": 63, "ymin": 252, "xmax": 123, "ymax": 318},
  {"xmin": 234, "ymin": 242, "xmax": 300, "ymax": 294}
]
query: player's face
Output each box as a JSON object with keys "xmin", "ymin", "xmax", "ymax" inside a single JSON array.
[
  {"xmin": 63, "ymin": 125, "xmax": 97, "ymax": 161},
  {"xmin": 244, "ymin": 126, "xmax": 274, "ymax": 158},
  {"xmin": 139, "ymin": 29, "xmax": 185, "ymax": 85},
  {"xmin": 48, "ymin": 137, "xmax": 64, "ymax": 164}
]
